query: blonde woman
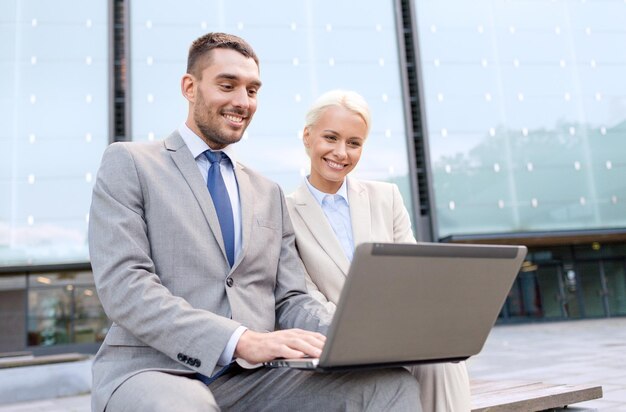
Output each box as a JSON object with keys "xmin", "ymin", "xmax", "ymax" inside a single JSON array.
[{"xmin": 286, "ymin": 90, "xmax": 471, "ymax": 411}]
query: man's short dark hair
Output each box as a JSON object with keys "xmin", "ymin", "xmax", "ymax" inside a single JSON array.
[{"xmin": 187, "ymin": 32, "xmax": 259, "ymax": 77}]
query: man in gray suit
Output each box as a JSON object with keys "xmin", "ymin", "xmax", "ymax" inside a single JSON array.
[{"xmin": 88, "ymin": 32, "xmax": 421, "ymax": 411}]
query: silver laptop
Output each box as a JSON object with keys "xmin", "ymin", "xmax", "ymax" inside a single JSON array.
[{"xmin": 265, "ymin": 241, "xmax": 527, "ymax": 371}]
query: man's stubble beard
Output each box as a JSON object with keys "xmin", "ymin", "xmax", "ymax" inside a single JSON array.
[
  {"xmin": 196, "ymin": 116, "xmax": 244, "ymax": 149},
  {"xmin": 194, "ymin": 92, "xmax": 249, "ymax": 149}
]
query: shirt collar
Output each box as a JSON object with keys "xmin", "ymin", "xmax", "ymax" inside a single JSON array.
[
  {"xmin": 304, "ymin": 176, "xmax": 350, "ymax": 206},
  {"xmin": 178, "ymin": 122, "xmax": 237, "ymax": 164}
]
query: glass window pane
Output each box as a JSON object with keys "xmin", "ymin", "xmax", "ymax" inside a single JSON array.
[
  {"xmin": 0, "ymin": 0, "xmax": 109, "ymax": 265},
  {"xmin": 501, "ymin": 271, "xmax": 541, "ymax": 320},
  {"xmin": 562, "ymin": 267, "xmax": 583, "ymax": 319},
  {"xmin": 74, "ymin": 285, "xmax": 108, "ymax": 343},
  {"xmin": 413, "ymin": 0, "xmax": 626, "ymax": 237},
  {"xmin": 604, "ymin": 260, "xmax": 626, "ymax": 316},
  {"xmin": 536, "ymin": 265, "xmax": 565, "ymax": 319},
  {"xmin": 601, "ymin": 244, "xmax": 626, "ymax": 259},
  {"xmin": 130, "ymin": 0, "xmax": 415, "ymax": 225},
  {"xmin": 27, "ymin": 270, "xmax": 109, "ymax": 347},
  {"xmin": 576, "ymin": 262, "xmax": 605, "ymax": 317},
  {"xmin": 28, "ymin": 287, "xmax": 71, "ymax": 346}
]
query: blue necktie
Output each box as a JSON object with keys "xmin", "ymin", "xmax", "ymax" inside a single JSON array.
[{"xmin": 204, "ymin": 150, "xmax": 235, "ymax": 267}]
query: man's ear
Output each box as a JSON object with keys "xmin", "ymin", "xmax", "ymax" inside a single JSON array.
[{"xmin": 181, "ymin": 73, "xmax": 196, "ymax": 102}]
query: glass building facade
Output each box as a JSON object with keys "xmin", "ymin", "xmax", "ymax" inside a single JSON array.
[
  {"xmin": 413, "ymin": 0, "xmax": 626, "ymax": 238},
  {"xmin": 129, "ymin": 0, "xmax": 414, "ymax": 201},
  {"xmin": 0, "ymin": 0, "xmax": 624, "ymax": 354},
  {"xmin": 412, "ymin": 0, "xmax": 626, "ymax": 322},
  {"xmin": 0, "ymin": 0, "xmax": 109, "ymax": 266},
  {"xmin": 0, "ymin": 0, "xmax": 109, "ymax": 353}
]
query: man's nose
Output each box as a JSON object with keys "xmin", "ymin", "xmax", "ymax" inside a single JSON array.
[{"xmin": 231, "ymin": 88, "xmax": 250, "ymax": 109}]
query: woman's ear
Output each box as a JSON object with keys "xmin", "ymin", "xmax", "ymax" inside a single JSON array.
[{"xmin": 302, "ymin": 127, "xmax": 310, "ymax": 147}]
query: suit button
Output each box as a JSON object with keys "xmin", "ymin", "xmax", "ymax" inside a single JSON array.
[
  {"xmin": 178, "ymin": 353, "xmax": 187, "ymax": 362},
  {"xmin": 226, "ymin": 278, "xmax": 234, "ymax": 287},
  {"xmin": 195, "ymin": 359, "xmax": 201, "ymax": 367}
]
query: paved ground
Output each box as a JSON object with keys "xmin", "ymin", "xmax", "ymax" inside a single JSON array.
[
  {"xmin": 466, "ymin": 317, "xmax": 626, "ymax": 411},
  {"xmin": 1, "ymin": 317, "xmax": 625, "ymax": 411}
]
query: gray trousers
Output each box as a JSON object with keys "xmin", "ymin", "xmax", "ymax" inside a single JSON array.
[{"xmin": 106, "ymin": 365, "xmax": 421, "ymax": 412}]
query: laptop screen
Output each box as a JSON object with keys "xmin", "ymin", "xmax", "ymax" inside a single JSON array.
[{"xmin": 319, "ymin": 242, "xmax": 527, "ymax": 368}]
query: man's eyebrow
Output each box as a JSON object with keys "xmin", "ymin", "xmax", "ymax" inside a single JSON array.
[{"xmin": 215, "ymin": 73, "xmax": 262, "ymax": 88}]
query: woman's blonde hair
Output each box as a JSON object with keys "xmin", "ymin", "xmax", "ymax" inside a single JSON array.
[{"xmin": 304, "ymin": 90, "xmax": 371, "ymax": 135}]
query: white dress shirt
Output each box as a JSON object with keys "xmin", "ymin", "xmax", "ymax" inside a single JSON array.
[{"xmin": 304, "ymin": 176, "xmax": 355, "ymax": 262}]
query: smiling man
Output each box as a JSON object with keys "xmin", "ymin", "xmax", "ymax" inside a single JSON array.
[{"xmin": 88, "ymin": 33, "xmax": 421, "ymax": 412}]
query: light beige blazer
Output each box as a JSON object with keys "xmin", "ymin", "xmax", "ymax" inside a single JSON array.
[
  {"xmin": 287, "ymin": 177, "xmax": 472, "ymax": 412},
  {"xmin": 286, "ymin": 177, "xmax": 415, "ymax": 311}
]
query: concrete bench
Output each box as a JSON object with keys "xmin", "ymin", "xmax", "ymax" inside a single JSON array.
[
  {"xmin": 0, "ymin": 352, "xmax": 89, "ymax": 369},
  {"xmin": 471, "ymin": 379, "xmax": 603, "ymax": 411},
  {"xmin": 0, "ymin": 352, "xmax": 92, "ymax": 404}
]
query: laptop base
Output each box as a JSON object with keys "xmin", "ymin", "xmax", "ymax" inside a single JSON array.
[{"xmin": 264, "ymin": 356, "xmax": 469, "ymax": 372}]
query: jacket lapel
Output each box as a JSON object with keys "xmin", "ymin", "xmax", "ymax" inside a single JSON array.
[
  {"xmin": 347, "ymin": 177, "xmax": 372, "ymax": 248},
  {"xmin": 293, "ymin": 184, "xmax": 351, "ymax": 276},
  {"xmin": 164, "ymin": 131, "xmax": 229, "ymax": 265},
  {"xmin": 233, "ymin": 164, "xmax": 253, "ymax": 270}
]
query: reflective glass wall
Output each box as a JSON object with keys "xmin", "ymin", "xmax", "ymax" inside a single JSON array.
[
  {"xmin": 0, "ymin": 0, "xmax": 110, "ymax": 265},
  {"xmin": 129, "ymin": 0, "xmax": 414, "ymax": 210},
  {"xmin": 502, "ymin": 243, "xmax": 626, "ymax": 321},
  {"xmin": 413, "ymin": 0, "xmax": 626, "ymax": 238},
  {"xmin": 0, "ymin": 268, "xmax": 107, "ymax": 353},
  {"xmin": 27, "ymin": 270, "xmax": 107, "ymax": 348}
]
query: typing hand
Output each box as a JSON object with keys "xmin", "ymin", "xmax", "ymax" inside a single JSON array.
[{"xmin": 234, "ymin": 329, "xmax": 326, "ymax": 364}]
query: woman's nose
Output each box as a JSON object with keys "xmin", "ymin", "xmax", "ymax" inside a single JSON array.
[{"xmin": 333, "ymin": 142, "xmax": 347, "ymax": 158}]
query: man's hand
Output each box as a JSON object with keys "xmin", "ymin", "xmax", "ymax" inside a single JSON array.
[{"xmin": 234, "ymin": 329, "xmax": 326, "ymax": 364}]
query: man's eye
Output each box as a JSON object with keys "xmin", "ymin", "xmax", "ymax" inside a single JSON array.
[
  {"xmin": 248, "ymin": 89, "xmax": 258, "ymax": 96},
  {"xmin": 324, "ymin": 135, "xmax": 337, "ymax": 141},
  {"xmin": 220, "ymin": 84, "xmax": 233, "ymax": 90}
]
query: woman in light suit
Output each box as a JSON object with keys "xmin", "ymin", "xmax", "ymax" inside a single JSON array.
[{"xmin": 286, "ymin": 90, "xmax": 471, "ymax": 411}]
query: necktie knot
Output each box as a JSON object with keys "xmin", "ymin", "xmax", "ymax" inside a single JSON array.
[{"xmin": 204, "ymin": 150, "xmax": 225, "ymax": 165}]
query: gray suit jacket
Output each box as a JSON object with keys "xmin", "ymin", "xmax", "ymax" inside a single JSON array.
[
  {"xmin": 286, "ymin": 177, "xmax": 415, "ymax": 311},
  {"xmin": 88, "ymin": 131, "xmax": 331, "ymax": 412}
]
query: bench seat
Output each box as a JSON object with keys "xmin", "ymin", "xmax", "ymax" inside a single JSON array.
[
  {"xmin": 0, "ymin": 352, "xmax": 89, "ymax": 369},
  {"xmin": 471, "ymin": 379, "xmax": 603, "ymax": 411}
]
